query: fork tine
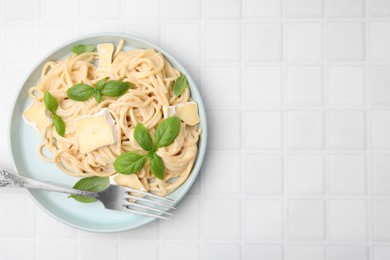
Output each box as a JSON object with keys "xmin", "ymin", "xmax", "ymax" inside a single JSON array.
[
  {"xmin": 124, "ymin": 200, "xmax": 174, "ymax": 216},
  {"xmin": 121, "ymin": 187, "xmax": 175, "ymax": 204},
  {"xmin": 124, "ymin": 194, "xmax": 176, "ymax": 210},
  {"xmin": 122, "ymin": 206, "xmax": 174, "ymax": 220}
]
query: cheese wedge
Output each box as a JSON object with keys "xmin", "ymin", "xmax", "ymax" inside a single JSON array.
[
  {"xmin": 96, "ymin": 43, "xmax": 114, "ymax": 77},
  {"xmin": 75, "ymin": 108, "xmax": 116, "ymax": 153},
  {"xmin": 162, "ymin": 101, "xmax": 200, "ymax": 126},
  {"xmin": 114, "ymin": 174, "xmax": 144, "ymax": 191},
  {"xmin": 23, "ymin": 102, "xmax": 51, "ymax": 135}
]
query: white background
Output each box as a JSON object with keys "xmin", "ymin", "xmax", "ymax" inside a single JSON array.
[{"xmin": 1, "ymin": 0, "xmax": 390, "ymax": 259}]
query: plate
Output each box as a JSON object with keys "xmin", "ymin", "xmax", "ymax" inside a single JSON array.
[{"xmin": 8, "ymin": 33, "xmax": 207, "ymax": 232}]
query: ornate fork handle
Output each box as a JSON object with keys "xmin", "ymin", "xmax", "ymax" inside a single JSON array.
[{"xmin": 0, "ymin": 169, "xmax": 98, "ymax": 198}]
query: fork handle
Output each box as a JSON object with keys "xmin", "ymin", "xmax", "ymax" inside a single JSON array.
[{"xmin": 0, "ymin": 169, "xmax": 98, "ymax": 198}]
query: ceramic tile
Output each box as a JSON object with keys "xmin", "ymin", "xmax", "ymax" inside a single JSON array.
[
  {"xmin": 328, "ymin": 22, "xmax": 365, "ymax": 61},
  {"xmin": 245, "ymin": 0, "xmax": 282, "ymax": 18},
  {"xmin": 287, "ymin": 111, "xmax": 324, "ymax": 150},
  {"xmin": 245, "ymin": 111, "xmax": 283, "ymax": 150},
  {"xmin": 328, "ymin": 154, "xmax": 366, "ymax": 195},
  {"xmin": 161, "ymin": 244, "xmax": 200, "ymax": 260},
  {"xmin": 204, "ymin": 199, "xmax": 241, "ymax": 240},
  {"xmin": 204, "ymin": 0, "xmax": 241, "ymax": 20},
  {"xmin": 118, "ymin": 243, "xmax": 158, "ymax": 260},
  {"xmin": 369, "ymin": 0, "xmax": 390, "ymax": 17},
  {"xmin": 372, "ymin": 200, "xmax": 390, "ymax": 241},
  {"xmin": 373, "ymin": 247, "xmax": 390, "ymax": 260},
  {"xmin": 245, "ymin": 245, "xmax": 283, "ymax": 260},
  {"xmin": 327, "ymin": 110, "xmax": 366, "ymax": 150},
  {"xmin": 287, "ymin": 154, "xmax": 324, "ymax": 194},
  {"xmin": 285, "ymin": 0, "xmax": 323, "ymax": 18},
  {"xmin": 162, "ymin": 0, "xmax": 200, "ymax": 20},
  {"xmin": 244, "ymin": 66, "xmax": 282, "ymax": 106},
  {"xmin": 205, "ymin": 244, "xmax": 241, "ymax": 260},
  {"xmin": 4, "ymin": 0, "xmax": 41, "ymax": 20},
  {"xmin": 286, "ymin": 23, "xmax": 323, "ymax": 61},
  {"xmin": 77, "ymin": 240, "xmax": 118, "ymax": 260},
  {"xmin": 328, "ymin": 66, "xmax": 365, "ymax": 106},
  {"xmin": 370, "ymin": 22, "xmax": 390, "ymax": 61},
  {"xmin": 0, "ymin": 240, "xmax": 36, "ymax": 260},
  {"xmin": 245, "ymin": 199, "xmax": 284, "ymax": 240},
  {"xmin": 326, "ymin": 0, "xmax": 364, "ymax": 17},
  {"xmin": 287, "ymin": 66, "xmax": 323, "ymax": 106},
  {"xmin": 123, "ymin": 0, "xmax": 160, "ymax": 20},
  {"xmin": 124, "ymin": 24, "xmax": 161, "ymax": 45},
  {"xmin": 43, "ymin": 0, "xmax": 80, "ymax": 20},
  {"xmin": 82, "ymin": 0, "xmax": 120, "ymax": 21},
  {"xmin": 203, "ymin": 66, "xmax": 241, "ymax": 108},
  {"xmin": 245, "ymin": 154, "xmax": 284, "ymax": 194},
  {"xmin": 328, "ymin": 200, "xmax": 367, "ymax": 240},
  {"xmin": 0, "ymin": 194, "xmax": 36, "ymax": 238},
  {"xmin": 370, "ymin": 66, "xmax": 390, "ymax": 106},
  {"xmin": 162, "ymin": 24, "xmax": 201, "ymax": 63},
  {"xmin": 205, "ymin": 24, "xmax": 241, "ymax": 62},
  {"xmin": 329, "ymin": 246, "xmax": 368, "ymax": 260},
  {"xmin": 202, "ymin": 153, "xmax": 241, "ymax": 195},
  {"xmin": 371, "ymin": 155, "xmax": 390, "ymax": 195},
  {"xmin": 37, "ymin": 240, "xmax": 77, "ymax": 260},
  {"xmin": 287, "ymin": 245, "xmax": 325, "ymax": 260},
  {"xmin": 288, "ymin": 200, "xmax": 325, "ymax": 240},
  {"xmin": 160, "ymin": 197, "xmax": 201, "ymax": 239},
  {"xmin": 245, "ymin": 23, "xmax": 282, "ymax": 62},
  {"xmin": 371, "ymin": 110, "xmax": 390, "ymax": 149},
  {"xmin": 207, "ymin": 110, "xmax": 241, "ymax": 150}
]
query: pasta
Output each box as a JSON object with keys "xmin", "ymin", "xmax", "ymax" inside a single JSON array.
[{"xmin": 25, "ymin": 41, "xmax": 201, "ymax": 196}]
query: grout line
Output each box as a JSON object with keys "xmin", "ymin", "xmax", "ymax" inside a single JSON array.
[
  {"xmin": 365, "ymin": 0, "xmax": 374, "ymax": 258},
  {"xmin": 281, "ymin": 0, "xmax": 288, "ymax": 259},
  {"xmin": 199, "ymin": 0, "xmax": 205, "ymax": 259},
  {"xmin": 240, "ymin": 0, "xmax": 246, "ymax": 259},
  {"xmin": 323, "ymin": 2, "xmax": 330, "ymax": 258}
]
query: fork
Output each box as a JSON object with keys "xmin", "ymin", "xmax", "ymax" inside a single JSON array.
[{"xmin": 0, "ymin": 169, "xmax": 175, "ymax": 220}]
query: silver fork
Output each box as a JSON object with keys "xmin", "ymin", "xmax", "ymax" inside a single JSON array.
[{"xmin": 0, "ymin": 169, "xmax": 175, "ymax": 220}]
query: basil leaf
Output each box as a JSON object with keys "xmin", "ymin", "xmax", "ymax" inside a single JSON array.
[
  {"xmin": 149, "ymin": 152, "xmax": 165, "ymax": 180},
  {"xmin": 67, "ymin": 84, "xmax": 95, "ymax": 101},
  {"xmin": 95, "ymin": 90, "xmax": 102, "ymax": 103},
  {"xmin": 154, "ymin": 116, "xmax": 181, "ymax": 148},
  {"xmin": 52, "ymin": 115, "xmax": 65, "ymax": 137},
  {"xmin": 69, "ymin": 176, "xmax": 109, "ymax": 203},
  {"xmin": 173, "ymin": 74, "xmax": 188, "ymax": 96},
  {"xmin": 101, "ymin": 80, "xmax": 131, "ymax": 97},
  {"xmin": 71, "ymin": 44, "xmax": 96, "ymax": 55},
  {"xmin": 95, "ymin": 79, "xmax": 106, "ymax": 91},
  {"xmin": 43, "ymin": 91, "xmax": 58, "ymax": 114},
  {"xmin": 114, "ymin": 152, "xmax": 146, "ymax": 174},
  {"xmin": 134, "ymin": 123, "xmax": 153, "ymax": 151}
]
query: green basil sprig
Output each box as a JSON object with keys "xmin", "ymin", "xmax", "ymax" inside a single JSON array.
[
  {"xmin": 66, "ymin": 80, "xmax": 132, "ymax": 103},
  {"xmin": 114, "ymin": 116, "xmax": 181, "ymax": 180},
  {"xmin": 69, "ymin": 176, "xmax": 109, "ymax": 203},
  {"xmin": 43, "ymin": 91, "xmax": 66, "ymax": 137},
  {"xmin": 114, "ymin": 152, "xmax": 147, "ymax": 175},
  {"xmin": 66, "ymin": 84, "xmax": 95, "ymax": 101},
  {"xmin": 71, "ymin": 44, "xmax": 96, "ymax": 55},
  {"xmin": 173, "ymin": 74, "xmax": 188, "ymax": 96}
]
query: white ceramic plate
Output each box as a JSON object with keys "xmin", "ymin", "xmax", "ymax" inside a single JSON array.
[{"xmin": 9, "ymin": 33, "xmax": 207, "ymax": 232}]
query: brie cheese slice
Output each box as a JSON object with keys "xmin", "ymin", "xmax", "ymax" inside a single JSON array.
[
  {"xmin": 162, "ymin": 101, "xmax": 200, "ymax": 126},
  {"xmin": 96, "ymin": 43, "xmax": 114, "ymax": 77},
  {"xmin": 75, "ymin": 108, "xmax": 116, "ymax": 153},
  {"xmin": 114, "ymin": 174, "xmax": 145, "ymax": 191},
  {"xmin": 23, "ymin": 102, "xmax": 52, "ymax": 135}
]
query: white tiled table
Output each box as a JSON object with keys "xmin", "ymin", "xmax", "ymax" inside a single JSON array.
[{"xmin": 1, "ymin": 0, "xmax": 390, "ymax": 259}]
